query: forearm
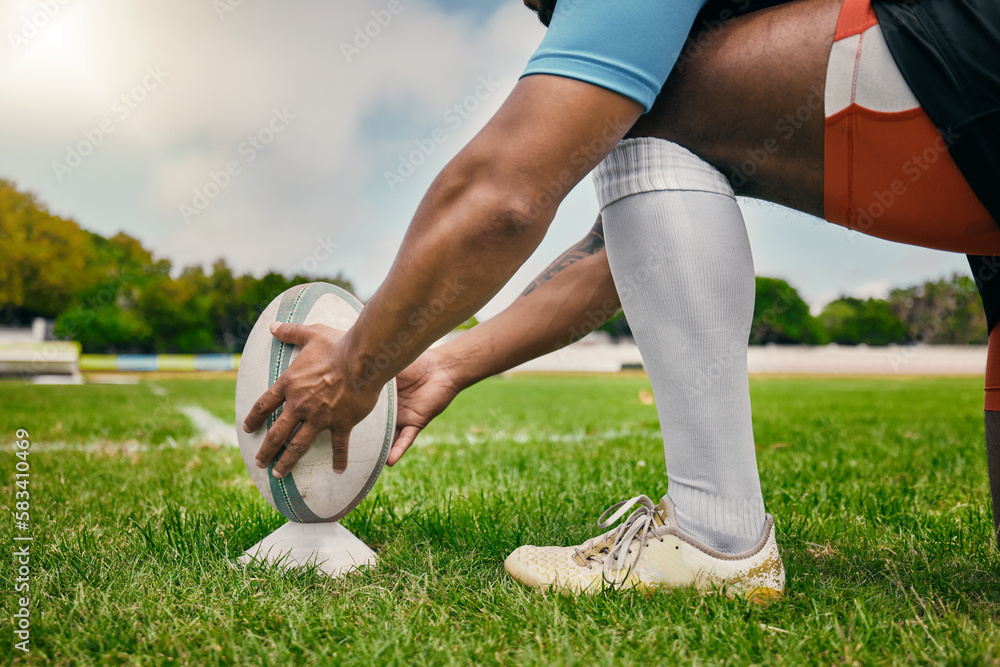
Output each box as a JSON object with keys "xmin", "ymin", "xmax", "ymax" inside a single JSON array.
[
  {"xmin": 437, "ymin": 218, "xmax": 621, "ymax": 389},
  {"xmin": 344, "ymin": 162, "xmax": 548, "ymax": 390},
  {"xmin": 341, "ymin": 76, "xmax": 641, "ymax": 390},
  {"xmin": 248, "ymin": 73, "xmax": 643, "ymax": 472}
]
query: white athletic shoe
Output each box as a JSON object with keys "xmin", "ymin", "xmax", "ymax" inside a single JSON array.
[{"xmin": 504, "ymin": 495, "xmax": 785, "ymax": 602}]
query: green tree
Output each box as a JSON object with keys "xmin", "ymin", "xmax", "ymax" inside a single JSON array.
[
  {"xmin": 751, "ymin": 277, "xmax": 824, "ymax": 345},
  {"xmin": 818, "ymin": 297, "xmax": 908, "ymax": 345},
  {"xmin": 52, "ymin": 234, "xmax": 169, "ymax": 352},
  {"xmin": 0, "ymin": 180, "xmax": 104, "ymax": 323},
  {"xmin": 599, "ymin": 310, "xmax": 631, "ymax": 339},
  {"xmin": 56, "ymin": 293, "xmax": 153, "ymax": 353},
  {"xmin": 137, "ymin": 266, "xmax": 218, "ymax": 353},
  {"xmin": 888, "ymin": 274, "xmax": 987, "ymax": 344}
]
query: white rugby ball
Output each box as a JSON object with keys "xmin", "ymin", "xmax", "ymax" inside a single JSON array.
[{"xmin": 235, "ymin": 282, "xmax": 395, "ymax": 523}]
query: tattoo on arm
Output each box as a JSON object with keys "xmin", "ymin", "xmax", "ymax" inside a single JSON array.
[{"xmin": 520, "ymin": 216, "xmax": 605, "ymax": 297}]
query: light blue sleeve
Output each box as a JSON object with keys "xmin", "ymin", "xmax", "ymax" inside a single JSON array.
[{"xmin": 521, "ymin": 0, "xmax": 710, "ymax": 113}]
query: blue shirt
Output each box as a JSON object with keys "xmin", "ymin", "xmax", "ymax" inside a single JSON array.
[{"xmin": 521, "ymin": 0, "xmax": 712, "ymax": 112}]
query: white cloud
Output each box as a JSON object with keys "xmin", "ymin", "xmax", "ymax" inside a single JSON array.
[
  {"xmin": 0, "ymin": 1, "xmax": 547, "ymax": 291},
  {"xmin": 0, "ymin": 0, "xmax": 980, "ymax": 322}
]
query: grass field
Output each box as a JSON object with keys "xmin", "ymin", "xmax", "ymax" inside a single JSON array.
[{"xmin": 2, "ymin": 373, "xmax": 1000, "ymax": 665}]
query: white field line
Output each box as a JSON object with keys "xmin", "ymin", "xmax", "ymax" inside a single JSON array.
[
  {"xmin": 413, "ymin": 427, "xmax": 662, "ymax": 447},
  {"xmin": 29, "ymin": 426, "xmax": 663, "ymax": 451},
  {"xmin": 178, "ymin": 405, "xmax": 240, "ymax": 447},
  {"xmin": 25, "ymin": 441, "xmax": 160, "ymax": 453}
]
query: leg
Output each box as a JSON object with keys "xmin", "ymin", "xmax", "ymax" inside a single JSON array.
[
  {"xmin": 631, "ymin": 0, "xmax": 1000, "ymax": 253},
  {"xmin": 597, "ymin": 0, "xmax": 842, "ymax": 554},
  {"xmin": 597, "ymin": 139, "xmax": 765, "ymax": 553},
  {"xmin": 971, "ymin": 255, "xmax": 1000, "ymax": 548},
  {"xmin": 627, "ymin": 0, "xmax": 1000, "ymax": 549},
  {"xmin": 986, "ymin": 411, "xmax": 1000, "ymax": 548},
  {"xmin": 627, "ymin": 0, "xmax": 842, "ymax": 217}
]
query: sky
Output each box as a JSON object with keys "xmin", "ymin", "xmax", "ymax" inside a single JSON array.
[{"xmin": 0, "ymin": 0, "xmax": 975, "ymax": 318}]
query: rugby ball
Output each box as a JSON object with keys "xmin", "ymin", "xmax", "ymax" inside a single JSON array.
[{"xmin": 235, "ymin": 282, "xmax": 395, "ymax": 523}]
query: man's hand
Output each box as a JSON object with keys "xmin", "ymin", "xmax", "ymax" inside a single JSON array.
[
  {"xmin": 242, "ymin": 322, "xmax": 381, "ymax": 478},
  {"xmin": 388, "ymin": 350, "xmax": 463, "ymax": 466}
]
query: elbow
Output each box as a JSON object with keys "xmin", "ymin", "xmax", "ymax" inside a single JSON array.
[
  {"xmin": 432, "ymin": 167, "xmax": 550, "ymax": 245},
  {"xmin": 479, "ymin": 190, "xmax": 545, "ymax": 244}
]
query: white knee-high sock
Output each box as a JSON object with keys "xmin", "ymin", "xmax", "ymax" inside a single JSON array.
[{"xmin": 594, "ymin": 137, "xmax": 766, "ymax": 554}]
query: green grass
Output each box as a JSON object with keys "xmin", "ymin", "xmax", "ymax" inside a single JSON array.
[{"xmin": 2, "ymin": 374, "xmax": 1000, "ymax": 665}]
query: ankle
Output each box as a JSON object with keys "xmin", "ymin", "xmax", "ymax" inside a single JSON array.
[{"xmin": 667, "ymin": 484, "xmax": 766, "ymax": 554}]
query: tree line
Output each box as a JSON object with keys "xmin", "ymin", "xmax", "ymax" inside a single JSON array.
[
  {"xmin": 601, "ymin": 275, "xmax": 987, "ymax": 345},
  {"xmin": 0, "ymin": 180, "xmax": 988, "ymax": 352},
  {"xmin": 0, "ymin": 180, "xmax": 352, "ymax": 353},
  {"xmin": 750, "ymin": 275, "xmax": 986, "ymax": 345}
]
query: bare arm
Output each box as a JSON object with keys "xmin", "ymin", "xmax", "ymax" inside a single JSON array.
[
  {"xmin": 386, "ymin": 216, "xmax": 622, "ymax": 464},
  {"xmin": 443, "ymin": 216, "xmax": 619, "ymax": 389},
  {"xmin": 243, "ymin": 75, "xmax": 642, "ymax": 476},
  {"xmin": 343, "ymin": 78, "xmax": 638, "ymax": 386},
  {"xmin": 521, "ymin": 217, "xmax": 608, "ymax": 297}
]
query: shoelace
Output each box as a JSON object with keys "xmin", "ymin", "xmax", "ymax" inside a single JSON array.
[{"xmin": 574, "ymin": 495, "xmax": 665, "ymax": 587}]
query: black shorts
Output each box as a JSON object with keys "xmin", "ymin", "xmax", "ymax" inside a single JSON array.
[{"xmin": 873, "ymin": 0, "xmax": 1000, "ymax": 226}]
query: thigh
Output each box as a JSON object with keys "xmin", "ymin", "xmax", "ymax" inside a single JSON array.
[{"xmin": 626, "ymin": 0, "xmax": 841, "ymax": 218}]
